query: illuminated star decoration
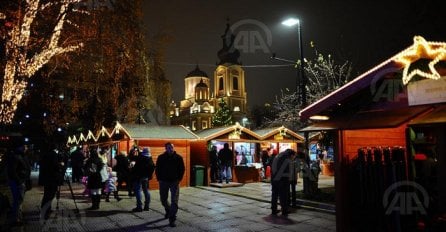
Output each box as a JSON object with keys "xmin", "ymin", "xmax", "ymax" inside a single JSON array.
[{"xmin": 394, "ymin": 36, "xmax": 446, "ymax": 85}]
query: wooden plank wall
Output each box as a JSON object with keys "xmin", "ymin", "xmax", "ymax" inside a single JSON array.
[
  {"xmin": 190, "ymin": 140, "xmax": 210, "ymax": 185},
  {"xmin": 341, "ymin": 124, "xmax": 407, "ymax": 160},
  {"xmin": 190, "ymin": 140, "xmax": 209, "ymax": 167}
]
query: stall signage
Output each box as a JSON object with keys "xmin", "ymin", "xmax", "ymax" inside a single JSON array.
[
  {"xmin": 274, "ymin": 134, "xmax": 283, "ymax": 140},
  {"xmin": 228, "ymin": 131, "xmax": 240, "ymax": 140},
  {"xmin": 407, "ymin": 77, "xmax": 446, "ymax": 106}
]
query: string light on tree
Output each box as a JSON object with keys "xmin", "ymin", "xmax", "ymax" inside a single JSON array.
[
  {"xmin": 0, "ymin": 0, "xmax": 86, "ymax": 124},
  {"xmin": 212, "ymin": 98, "xmax": 233, "ymax": 127}
]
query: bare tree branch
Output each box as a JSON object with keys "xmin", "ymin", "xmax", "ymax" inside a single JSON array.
[{"xmin": 265, "ymin": 43, "xmax": 353, "ymax": 130}]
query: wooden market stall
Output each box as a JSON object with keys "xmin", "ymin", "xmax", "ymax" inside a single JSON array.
[
  {"xmin": 191, "ymin": 122, "xmax": 262, "ymax": 185},
  {"xmin": 253, "ymin": 126, "xmax": 305, "ymax": 179},
  {"xmin": 254, "ymin": 126, "xmax": 304, "ymax": 152},
  {"xmin": 299, "ymin": 36, "xmax": 446, "ymax": 231},
  {"xmin": 111, "ymin": 122, "xmax": 200, "ymax": 189}
]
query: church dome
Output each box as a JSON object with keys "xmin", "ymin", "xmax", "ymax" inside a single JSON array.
[{"xmin": 186, "ymin": 65, "xmax": 208, "ymax": 78}]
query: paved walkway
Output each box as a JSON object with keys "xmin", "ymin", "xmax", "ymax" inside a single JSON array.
[{"xmin": 2, "ymin": 172, "xmax": 336, "ymax": 231}]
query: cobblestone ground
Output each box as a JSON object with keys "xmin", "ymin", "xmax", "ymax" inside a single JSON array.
[{"xmin": 1, "ymin": 172, "xmax": 336, "ymax": 231}]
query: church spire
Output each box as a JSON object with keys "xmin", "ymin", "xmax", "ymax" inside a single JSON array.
[{"xmin": 217, "ymin": 19, "xmax": 241, "ymax": 65}]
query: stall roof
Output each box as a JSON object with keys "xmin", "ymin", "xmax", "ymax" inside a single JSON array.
[
  {"xmin": 253, "ymin": 126, "xmax": 304, "ymax": 141},
  {"xmin": 299, "ymin": 61, "xmax": 402, "ymax": 120},
  {"xmin": 300, "ymin": 37, "xmax": 446, "ymax": 120},
  {"xmin": 409, "ymin": 105, "xmax": 446, "ymax": 126},
  {"xmin": 300, "ymin": 106, "xmax": 431, "ymax": 131},
  {"xmin": 115, "ymin": 123, "xmax": 199, "ymax": 140},
  {"xmin": 194, "ymin": 122, "xmax": 261, "ymax": 141}
]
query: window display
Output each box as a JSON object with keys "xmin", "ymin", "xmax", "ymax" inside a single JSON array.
[{"xmin": 234, "ymin": 142, "xmax": 254, "ymax": 166}]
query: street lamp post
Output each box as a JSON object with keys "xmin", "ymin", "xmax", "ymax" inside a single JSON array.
[
  {"xmin": 282, "ymin": 17, "xmax": 310, "ymax": 176},
  {"xmin": 282, "ymin": 18, "xmax": 307, "ymax": 107}
]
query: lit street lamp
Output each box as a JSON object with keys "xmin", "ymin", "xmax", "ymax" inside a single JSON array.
[
  {"xmin": 282, "ymin": 17, "xmax": 310, "ymax": 167},
  {"xmin": 282, "ymin": 17, "xmax": 307, "ymax": 107}
]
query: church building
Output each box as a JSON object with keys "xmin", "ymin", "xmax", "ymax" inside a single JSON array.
[{"xmin": 169, "ymin": 22, "xmax": 248, "ymax": 131}]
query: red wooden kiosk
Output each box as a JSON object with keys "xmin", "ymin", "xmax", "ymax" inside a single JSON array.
[{"xmin": 300, "ymin": 37, "xmax": 446, "ymax": 231}]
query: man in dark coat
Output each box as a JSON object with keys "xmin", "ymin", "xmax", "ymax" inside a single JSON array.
[
  {"xmin": 155, "ymin": 142, "xmax": 185, "ymax": 227},
  {"xmin": 39, "ymin": 144, "xmax": 65, "ymax": 220},
  {"xmin": 209, "ymin": 145, "xmax": 219, "ymax": 183},
  {"xmin": 114, "ymin": 151, "xmax": 132, "ymax": 196},
  {"xmin": 131, "ymin": 147, "xmax": 155, "ymax": 212},
  {"xmin": 70, "ymin": 147, "xmax": 84, "ymax": 183},
  {"xmin": 270, "ymin": 149, "xmax": 296, "ymax": 217},
  {"xmin": 6, "ymin": 143, "xmax": 31, "ymax": 226},
  {"xmin": 218, "ymin": 143, "xmax": 233, "ymax": 184}
]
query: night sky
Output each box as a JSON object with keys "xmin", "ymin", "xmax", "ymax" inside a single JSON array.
[{"xmin": 143, "ymin": 0, "xmax": 446, "ymax": 108}]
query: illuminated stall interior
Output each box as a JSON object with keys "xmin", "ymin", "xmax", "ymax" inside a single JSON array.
[{"xmin": 193, "ymin": 122, "xmax": 262, "ymax": 185}]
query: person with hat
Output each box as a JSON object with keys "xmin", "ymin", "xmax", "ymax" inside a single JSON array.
[{"xmin": 131, "ymin": 147, "xmax": 155, "ymax": 212}]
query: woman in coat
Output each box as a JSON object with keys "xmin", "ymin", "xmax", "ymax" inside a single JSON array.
[{"xmin": 84, "ymin": 148, "xmax": 104, "ymax": 210}]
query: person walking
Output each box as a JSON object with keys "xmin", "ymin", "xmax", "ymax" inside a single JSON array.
[
  {"xmin": 84, "ymin": 148, "xmax": 104, "ymax": 210},
  {"xmin": 218, "ymin": 143, "xmax": 233, "ymax": 184},
  {"xmin": 70, "ymin": 147, "xmax": 84, "ymax": 183},
  {"xmin": 209, "ymin": 145, "xmax": 219, "ymax": 183},
  {"xmin": 114, "ymin": 151, "xmax": 132, "ymax": 197},
  {"xmin": 39, "ymin": 143, "xmax": 65, "ymax": 220},
  {"xmin": 5, "ymin": 143, "xmax": 31, "ymax": 227},
  {"xmin": 301, "ymin": 152, "xmax": 312, "ymax": 196},
  {"xmin": 270, "ymin": 149, "xmax": 296, "ymax": 217},
  {"xmin": 127, "ymin": 146, "xmax": 139, "ymax": 196},
  {"xmin": 289, "ymin": 153, "xmax": 299, "ymax": 208},
  {"xmin": 131, "ymin": 147, "xmax": 155, "ymax": 212},
  {"xmin": 98, "ymin": 149, "xmax": 109, "ymax": 198},
  {"xmin": 155, "ymin": 142, "xmax": 185, "ymax": 227}
]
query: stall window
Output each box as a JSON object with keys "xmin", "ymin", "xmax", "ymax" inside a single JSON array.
[{"xmin": 234, "ymin": 142, "xmax": 256, "ymax": 165}]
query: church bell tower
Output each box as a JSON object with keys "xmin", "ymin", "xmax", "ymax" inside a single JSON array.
[{"xmin": 214, "ymin": 22, "xmax": 247, "ymax": 121}]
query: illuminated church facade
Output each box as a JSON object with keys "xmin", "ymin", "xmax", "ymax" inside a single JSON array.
[{"xmin": 169, "ymin": 23, "xmax": 248, "ymax": 131}]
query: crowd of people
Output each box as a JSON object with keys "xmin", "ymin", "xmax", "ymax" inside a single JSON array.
[
  {"xmin": 209, "ymin": 144, "xmax": 322, "ymax": 217},
  {"xmin": 1, "ymin": 140, "xmax": 321, "ymax": 227},
  {"xmin": 1, "ymin": 141, "xmax": 185, "ymax": 228}
]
